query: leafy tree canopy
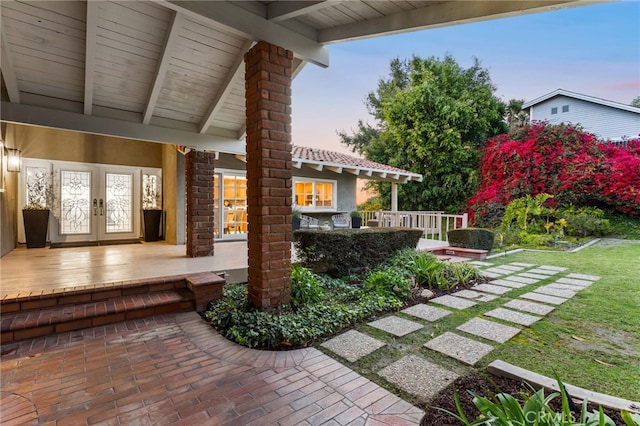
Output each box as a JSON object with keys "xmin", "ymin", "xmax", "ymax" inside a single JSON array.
[
  {"xmin": 631, "ymin": 96, "xmax": 640, "ymax": 108},
  {"xmin": 338, "ymin": 55, "xmax": 507, "ymax": 213}
]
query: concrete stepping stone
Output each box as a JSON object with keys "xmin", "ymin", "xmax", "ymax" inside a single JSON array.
[
  {"xmin": 368, "ymin": 316, "xmax": 424, "ymax": 337},
  {"xmin": 472, "ymin": 283, "xmax": 512, "ymax": 295},
  {"xmin": 527, "ymin": 268, "xmax": 560, "ymax": 276},
  {"xmin": 401, "ymin": 304, "xmax": 451, "ymax": 322},
  {"xmin": 519, "ymin": 272, "xmax": 552, "ymax": 280},
  {"xmin": 520, "ymin": 292, "xmax": 567, "ymax": 305},
  {"xmin": 566, "ymin": 273, "xmax": 600, "ymax": 281},
  {"xmin": 490, "ymin": 279, "xmax": 527, "ymax": 289},
  {"xmin": 548, "ymin": 283, "xmax": 584, "ymax": 292},
  {"xmin": 504, "ymin": 276, "xmax": 539, "ymax": 285},
  {"xmin": 451, "ymin": 290, "xmax": 498, "ymax": 302},
  {"xmin": 484, "ymin": 308, "xmax": 541, "ymax": 326},
  {"xmin": 537, "ymin": 265, "xmax": 568, "ymax": 272},
  {"xmin": 429, "ymin": 295, "xmax": 477, "ymax": 309},
  {"xmin": 534, "ymin": 286, "xmax": 576, "ymax": 299},
  {"xmin": 484, "ymin": 267, "xmax": 516, "ymax": 275},
  {"xmin": 482, "ymin": 271, "xmax": 502, "ymax": 278},
  {"xmin": 496, "ymin": 265, "xmax": 525, "ymax": 272},
  {"xmin": 457, "ymin": 317, "xmax": 521, "ymax": 343},
  {"xmin": 556, "ymin": 277, "xmax": 594, "ymax": 287},
  {"xmin": 509, "ymin": 262, "xmax": 536, "ymax": 267},
  {"xmin": 503, "ymin": 299, "xmax": 555, "ymax": 316},
  {"xmin": 469, "ymin": 261, "xmax": 493, "ymax": 267},
  {"xmin": 424, "ymin": 332, "xmax": 494, "ymax": 366},
  {"xmin": 321, "ymin": 330, "xmax": 386, "ymax": 362},
  {"xmin": 378, "ymin": 355, "xmax": 460, "ymax": 401}
]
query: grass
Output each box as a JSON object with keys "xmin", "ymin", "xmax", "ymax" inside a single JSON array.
[
  {"xmin": 485, "ymin": 240, "xmax": 640, "ymax": 401},
  {"xmin": 314, "ymin": 238, "xmax": 640, "ymax": 406}
]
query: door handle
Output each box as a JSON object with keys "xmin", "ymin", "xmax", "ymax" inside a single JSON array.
[
  {"xmin": 93, "ymin": 198, "xmax": 98, "ymax": 216},
  {"xmin": 99, "ymin": 199, "xmax": 104, "ymax": 216}
]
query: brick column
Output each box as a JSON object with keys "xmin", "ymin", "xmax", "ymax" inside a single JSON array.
[
  {"xmin": 245, "ymin": 41, "xmax": 293, "ymax": 308},
  {"xmin": 185, "ymin": 150, "xmax": 215, "ymax": 258}
]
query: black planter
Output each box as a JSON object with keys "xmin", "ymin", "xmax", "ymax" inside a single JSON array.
[
  {"xmin": 142, "ymin": 209, "xmax": 163, "ymax": 242},
  {"xmin": 292, "ymin": 217, "xmax": 302, "ymax": 231},
  {"xmin": 23, "ymin": 209, "xmax": 50, "ymax": 248},
  {"xmin": 351, "ymin": 217, "xmax": 362, "ymax": 229}
]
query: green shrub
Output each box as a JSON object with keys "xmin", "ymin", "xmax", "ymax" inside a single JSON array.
[
  {"xmin": 294, "ymin": 228, "xmax": 423, "ymax": 276},
  {"xmin": 290, "ymin": 265, "xmax": 324, "ymax": 310},
  {"xmin": 560, "ymin": 206, "xmax": 611, "ymax": 237},
  {"xmin": 447, "ymin": 228, "xmax": 495, "ymax": 251},
  {"xmin": 364, "ymin": 268, "xmax": 413, "ymax": 300},
  {"xmin": 204, "ymin": 282, "xmax": 403, "ymax": 349}
]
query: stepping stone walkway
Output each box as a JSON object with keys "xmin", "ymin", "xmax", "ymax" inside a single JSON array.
[
  {"xmin": 457, "ymin": 317, "xmax": 521, "ymax": 343},
  {"xmin": 490, "ymin": 279, "xmax": 528, "ymax": 289},
  {"xmin": 430, "ymin": 295, "xmax": 477, "ymax": 309},
  {"xmin": 378, "ymin": 355, "xmax": 460, "ymax": 401},
  {"xmin": 368, "ymin": 316, "xmax": 423, "ymax": 337},
  {"xmin": 451, "ymin": 290, "xmax": 498, "ymax": 302},
  {"xmin": 520, "ymin": 291, "xmax": 568, "ymax": 305},
  {"xmin": 503, "ymin": 299, "xmax": 555, "ymax": 316},
  {"xmin": 424, "ymin": 332, "xmax": 494, "ymax": 366},
  {"xmin": 401, "ymin": 304, "xmax": 451, "ymax": 322},
  {"xmin": 484, "ymin": 308, "xmax": 542, "ymax": 326},
  {"xmin": 321, "ymin": 330, "xmax": 386, "ymax": 362},
  {"xmin": 319, "ymin": 262, "xmax": 602, "ymax": 410},
  {"xmin": 472, "ymin": 283, "xmax": 513, "ymax": 295}
]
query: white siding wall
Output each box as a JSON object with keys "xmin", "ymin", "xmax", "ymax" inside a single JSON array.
[{"xmin": 529, "ymin": 96, "xmax": 640, "ymax": 141}]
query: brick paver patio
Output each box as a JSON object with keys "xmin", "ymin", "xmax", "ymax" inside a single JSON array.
[{"xmin": 0, "ymin": 312, "xmax": 423, "ymax": 425}]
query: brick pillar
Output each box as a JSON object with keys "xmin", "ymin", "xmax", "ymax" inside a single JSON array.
[
  {"xmin": 245, "ymin": 41, "xmax": 293, "ymax": 308},
  {"xmin": 185, "ymin": 150, "xmax": 215, "ymax": 258}
]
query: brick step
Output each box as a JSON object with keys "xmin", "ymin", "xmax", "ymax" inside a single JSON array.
[
  {"xmin": 0, "ymin": 272, "xmax": 226, "ymax": 345},
  {"xmin": 1, "ymin": 289, "xmax": 195, "ymax": 344}
]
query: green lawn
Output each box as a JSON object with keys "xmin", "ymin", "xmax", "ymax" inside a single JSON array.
[
  {"xmin": 484, "ymin": 240, "xmax": 640, "ymax": 401},
  {"xmin": 320, "ymin": 239, "xmax": 640, "ymax": 406}
]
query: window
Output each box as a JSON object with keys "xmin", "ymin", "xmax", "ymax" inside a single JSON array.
[
  {"xmin": 551, "ymin": 107, "xmax": 558, "ymax": 115},
  {"xmin": 562, "ymin": 105, "xmax": 569, "ymax": 113},
  {"xmin": 294, "ymin": 178, "xmax": 336, "ymax": 210}
]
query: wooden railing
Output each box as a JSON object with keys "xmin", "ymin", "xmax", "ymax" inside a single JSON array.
[{"xmin": 361, "ymin": 210, "xmax": 468, "ymax": 241}]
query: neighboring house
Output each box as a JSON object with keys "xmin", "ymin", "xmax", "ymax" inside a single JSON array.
[{"xmin": 522, "ymin": 89, "xmax": 640, "ymax": 142}]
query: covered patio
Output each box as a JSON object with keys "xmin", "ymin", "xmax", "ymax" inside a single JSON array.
[{"xmin": 1, "ymin": 0, "xmax": 591, "ymax": 309}]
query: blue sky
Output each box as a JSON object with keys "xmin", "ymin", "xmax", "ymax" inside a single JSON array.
[{"xmin": 291, "ymin": 1, "xmax": 640, "ymax": 153}]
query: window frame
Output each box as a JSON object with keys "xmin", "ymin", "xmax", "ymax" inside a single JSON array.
[
  {"xmin": 551, "ymin": 107, "xmax": 558, "ymax": 115},
  {"xmin": 562, "ymin": 105, "xmax": 569, "ymax": 113},
  {"xmin": 293, "ymin": 177, "xmax": 338, "ymax": 211}
]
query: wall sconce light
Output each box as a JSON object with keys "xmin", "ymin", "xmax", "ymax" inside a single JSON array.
[{"xmin": 6, "ymin": 148, "xmax": 22, "ymax": 172}]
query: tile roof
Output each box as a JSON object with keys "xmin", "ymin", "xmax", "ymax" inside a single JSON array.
[{"xmin": 292, "ymin": 145, "xmax": 422, "ymax": 182}]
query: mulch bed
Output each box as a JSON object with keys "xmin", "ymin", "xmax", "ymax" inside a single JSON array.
[{"xmin": 419, "ymin": 372, "xmax": 626, "ymax": 425}]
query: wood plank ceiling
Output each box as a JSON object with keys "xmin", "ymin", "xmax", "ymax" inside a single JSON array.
[{"xmin": 1, "ymin": 0, "xmax": 591, "ymax": 153}]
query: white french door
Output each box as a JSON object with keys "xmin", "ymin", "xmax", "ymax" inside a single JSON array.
[{"xmin": 51, "ymin": 164, "xmax": 140, "ymax": 243}]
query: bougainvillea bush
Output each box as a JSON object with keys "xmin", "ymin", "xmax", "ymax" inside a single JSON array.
[{"xmin": 469, "ymin": 122, "xmax": 640, "ymax": 226}]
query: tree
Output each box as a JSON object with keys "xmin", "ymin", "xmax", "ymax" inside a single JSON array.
[
  {"xmin": 505, "ymin": 98, "xmax": 529, "ymax": 129},
  {"xmin": 338, "ymin": 55, "xmax": 507, "ymax": 212},
  {"xmin": 631, "ymin": 96, "xmax": 640, "ymax": 108}
]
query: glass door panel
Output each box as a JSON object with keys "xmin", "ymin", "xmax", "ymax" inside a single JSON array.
[
  {"xmin": 104, "ymin": 173, "xmax": 133, "ymax": 234},
  {"xmin": 60, "ymin": 170, "xmax": 92, "ymax": 235},
  {"xmin": 220, "ymin": 174, "xmax": 248, "ymax": 239}
]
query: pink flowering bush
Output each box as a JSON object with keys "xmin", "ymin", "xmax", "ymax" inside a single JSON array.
[{"xmin": 469, "ymin": 122, "xmax": 640, "ymax": 225}]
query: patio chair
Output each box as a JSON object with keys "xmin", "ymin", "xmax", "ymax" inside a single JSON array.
[
  {"xmin": 331, "ymin": 214, "xmax": 350, "ymax": 229},
  {"xmin": 300, "ymin": 215, "xmax": 319, "ymax": 229}
]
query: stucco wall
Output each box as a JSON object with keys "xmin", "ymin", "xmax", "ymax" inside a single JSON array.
[
  {"xmin": 8, "ymin": 124, "xmax": 163, "ymax": 167},
  {"xmin": 1, "ymin": 123, "xmax": 169, "ymax": 255}
]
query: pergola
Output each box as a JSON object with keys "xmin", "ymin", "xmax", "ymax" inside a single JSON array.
[{"xmin": 1, "ymin": 0, "xmax": 593, "ymax": 307}]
